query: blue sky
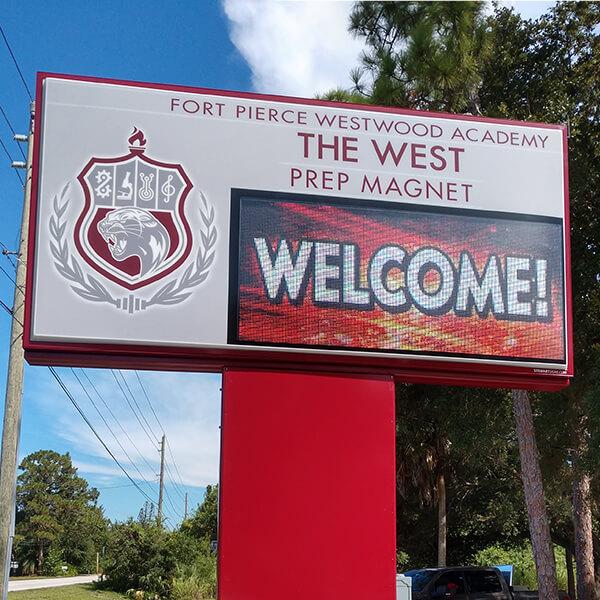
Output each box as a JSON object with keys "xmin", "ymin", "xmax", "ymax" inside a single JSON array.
[{"xmin": 0, "ymin": 1, "xmax": 556, "ymax": 526}]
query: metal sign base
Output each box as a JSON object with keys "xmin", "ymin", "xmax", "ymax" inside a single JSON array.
[{"xmin": 219, "ymin": 369, "xmax": 396, "ymax": 599}]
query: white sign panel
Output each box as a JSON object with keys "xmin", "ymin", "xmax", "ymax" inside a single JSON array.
[{"xmin": 25, "ymin": 74, "xmax": 572, "ymax": 387}]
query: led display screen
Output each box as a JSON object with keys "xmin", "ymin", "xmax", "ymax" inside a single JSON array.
[{"xmin": 230, "ymin": 190, "xmax": 565, "ymax": 365}]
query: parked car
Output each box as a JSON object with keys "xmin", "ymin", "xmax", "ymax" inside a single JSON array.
[{"xmin": 400, "ymin": 566, "xmax": 569, "ymax": 600}]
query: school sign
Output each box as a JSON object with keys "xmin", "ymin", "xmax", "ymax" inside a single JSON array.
[{"xmin": 25, "ymin": 74, "xmax": 572, "ymax": 390}]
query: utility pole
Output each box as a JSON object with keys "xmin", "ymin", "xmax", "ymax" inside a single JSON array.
[
  {"xmin": 157, "ymin": 434, "xmax": 165, "ymax": 525},
  {"xmin": 0, "ymin": 102, "xmax": 34, "ymax": 600}
]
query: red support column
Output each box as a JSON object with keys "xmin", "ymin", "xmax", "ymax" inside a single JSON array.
[{"xmin": 218, "ymin": 369, "xmax": 396, "ymax": 600}]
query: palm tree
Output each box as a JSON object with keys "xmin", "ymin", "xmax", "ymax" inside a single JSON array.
[{"xmin": 396, "ymin": 385, "xmax": 451, "ymax": 566}]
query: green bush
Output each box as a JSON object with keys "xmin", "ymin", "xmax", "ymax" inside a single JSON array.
[
  {"xmin": 397, "ymin": 550, "xmax": 411, "ymax": 572},
  {"xmin": 171, "ymin": 561, "xmax": 217, "ymax": 600},
  {"xmin": 104, "ymin": 493, "xmax": 219, "ymax": 599},
  {"xmin": 105, "ymin": 520, "xmax": 174, "ymax": 599},
  {"xmin": 471, "ymin": 543, "xmax": 570, "ymax": 591},
  {"xmin": 553, "ymin": 546, "xmax": 570, "ymax": 592},
  {"xmin": 41, "ymin": 546, "xmax": 64, "ymax": 577}
]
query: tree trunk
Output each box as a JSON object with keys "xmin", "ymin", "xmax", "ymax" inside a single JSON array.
[
  {"xmin": 573, "ymin": 464, "xmax": 596, "ymax": 600},
  {"xmin": 438, "ymin": 471, "xmax": 447, "ymax": 567},
  {"xmin": 512, "ymin": 389, "xmax": 559, "ymax": 600},
  {"xmin": 566, "ymin": 545, "xmax": 576, "ymax": 600},
  {"xmin": 37, "ymin": 539, "xmax": 43, "ymax": 574}
]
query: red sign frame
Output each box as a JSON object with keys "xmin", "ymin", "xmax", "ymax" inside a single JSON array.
[{"xmin": 24, "ymin": 73, "xmax": 573, "ymax": 391}]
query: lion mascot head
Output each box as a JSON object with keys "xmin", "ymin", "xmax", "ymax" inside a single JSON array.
[{"xmin": 97, "ymin": 207, "xmax": 170, "ymax": 279}]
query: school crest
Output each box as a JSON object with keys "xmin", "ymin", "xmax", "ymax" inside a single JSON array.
[{"xmin": 49, "ymin": 128, "xmax": 216, "ymax": 312}]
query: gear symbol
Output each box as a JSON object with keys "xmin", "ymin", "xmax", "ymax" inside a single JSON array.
[
  {"xmin": 95, "ymin": 170, "xmax": 112, "ymax": 199},
  {"xmin": 95, "ymin": 169, "xmax": 110, "ymax": 182}
]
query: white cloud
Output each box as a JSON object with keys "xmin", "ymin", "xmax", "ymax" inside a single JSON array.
[
  {"xmin": 223, "ymin": 0, "xmax": 557, "ymax": 100},
  {"xmin": 222, "ymin": 0, "xmax": 364, "ymax": 97},
  {"xmin": 70, "ymin": 460, "xmax": 126, "ymax": 480}
]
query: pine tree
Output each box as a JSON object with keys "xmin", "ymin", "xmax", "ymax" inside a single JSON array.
[
  {"xmin": 345, "ymin": 4, "xmax": 563, "ymax": 597},
  {"xmin": 16, "ymin": 450, "xmax": 100, "ymax": 574}
]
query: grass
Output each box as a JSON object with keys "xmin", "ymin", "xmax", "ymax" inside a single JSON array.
[{"xmin": 8, "ymin": 583, "xmax": 128, "ymax": 600}]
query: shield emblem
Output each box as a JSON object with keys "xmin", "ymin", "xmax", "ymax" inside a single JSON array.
[{"xmin": 74, "ymin": 129, "xmax": 193, "ymax": 290}]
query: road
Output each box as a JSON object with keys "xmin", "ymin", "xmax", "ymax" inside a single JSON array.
[{"xmin": 8, "ymin": 574, "xmax": 98, "ymax": 592}]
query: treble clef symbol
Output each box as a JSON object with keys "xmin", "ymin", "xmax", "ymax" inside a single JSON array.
[
  {"xmin": 161, "ymin": 175, "xmax": 175, "ymax": 204},
  {"xmin": 139, "ymin": 172, "xmax": 155, "ymax": 201}
]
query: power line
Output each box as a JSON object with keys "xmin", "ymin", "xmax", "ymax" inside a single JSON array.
[
  {"xmin": 134, "ymin": 372, "xmax": 188, "ymax": 495},
  {"xmin": 0, "ymin": 258, "xmax": 16, "ymax": 285},
  {"xmin": 71, "ymin": 368, "xmax": 156, "ymax": 493},
  {"xmin": 80, "ymin": 369, "xmax": 157, "ymax": 474},
  {"xmin": 164, "ymin": 462, "xmax": 186, "ymax": 501},
  {"xmin": 0, "ymin": 247, "xmax": 25, "ymax": 299},
  {"xmin": 132, "ymin": 373, "xmax": 189, "ymax": 520},
  {"xmin": 163, "ymin": 486, "xmax": 184, "ymax": 521},
  {"xmin": 119, "ymin": 370, "xmax": 160, "ymax": 443},
  {"xmin": 134, "ymin": 373, "xmax": 188, "ymax": 491},
  {"xmin": 0, "ymin": 251, "xmax": 25, "ymax": 310},
  {"xmin": 48, "ymin": 366, "xmax": 156, "ymax": 506},
  {"xmin": 134, "ymin": 371, "xmax": 164, "ymax": 434},
  {"xmin": 0, "ymin": 251, "xmax": 22, "ymax": 326},
  {"xmin": 96, "ymin": 482, "xmax": 141, "ymax": 490},
  {"xmin": 0, "ymin": 298, "xmax": 12, "ymax": 317},
  {"xmin": 0, "ymin": 135, "xmax": 24, "ymax": 186},
  {"xmin": 0, "ymin": 242, "xmax": 18, "ymax": 268},
  {"xmin": 111, "ymin": 370, "xmax": 158, "ymax": 447},
  {"xmin": 0, "ymin": 256, "xmax": 22, "ymax": 325},
  {"xmin": 0, "ymin": 294, "xmax": 22, "ymax": 328},
  {"xmin": 165, "ymin": 436, "xmax": 187, "ymax": 492},
  {"xmin": 0, "ymin": 24, "xmax": 33, "ymax": 101},
  {"xmin": 0, "ymin": 103, "xmax": 26, "ymax": 160}
]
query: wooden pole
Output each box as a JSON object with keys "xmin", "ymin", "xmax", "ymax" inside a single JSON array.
[
  {"xmin": 0, "ymin": 103, "xmax": 34, "ymax": 600},
  {"xmin": 158, "ymin": 434, "xmax": 165, "ymax": 525}
]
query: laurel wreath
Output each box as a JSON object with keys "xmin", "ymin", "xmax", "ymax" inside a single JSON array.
[
  {"xmin": 50, "ymin": 184, "xmax": 119, "ymax": 306},
  {"xmin": 49, "ymin": 184, "xmax": 217, "ymax": 310},
  {"xmin": 145, "ymin": 192, "xmax": 216, "ymax": 308}
]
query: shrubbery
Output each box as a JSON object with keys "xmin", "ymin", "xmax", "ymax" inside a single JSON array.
[
  {"xmin": 170, "ymin": 560, "xmax": 217, "ymax": 600},
  {"xmin": 472, "ymin": 543, "xmax": 570, "ymax": 591},
  {"xmin": 105, "ymin": 519, "xmax": 175, "ymax": 598},
  {"xmin": 41, "ymin": 547, "xmax": 64, "ymax": 577},
  {"xmin": 105, "ymin": 522, "xmax": 217, "ymax": 599},
  {"xmin": 104, "ymin": 492, "xmax": 218, "ymax": 600}
]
